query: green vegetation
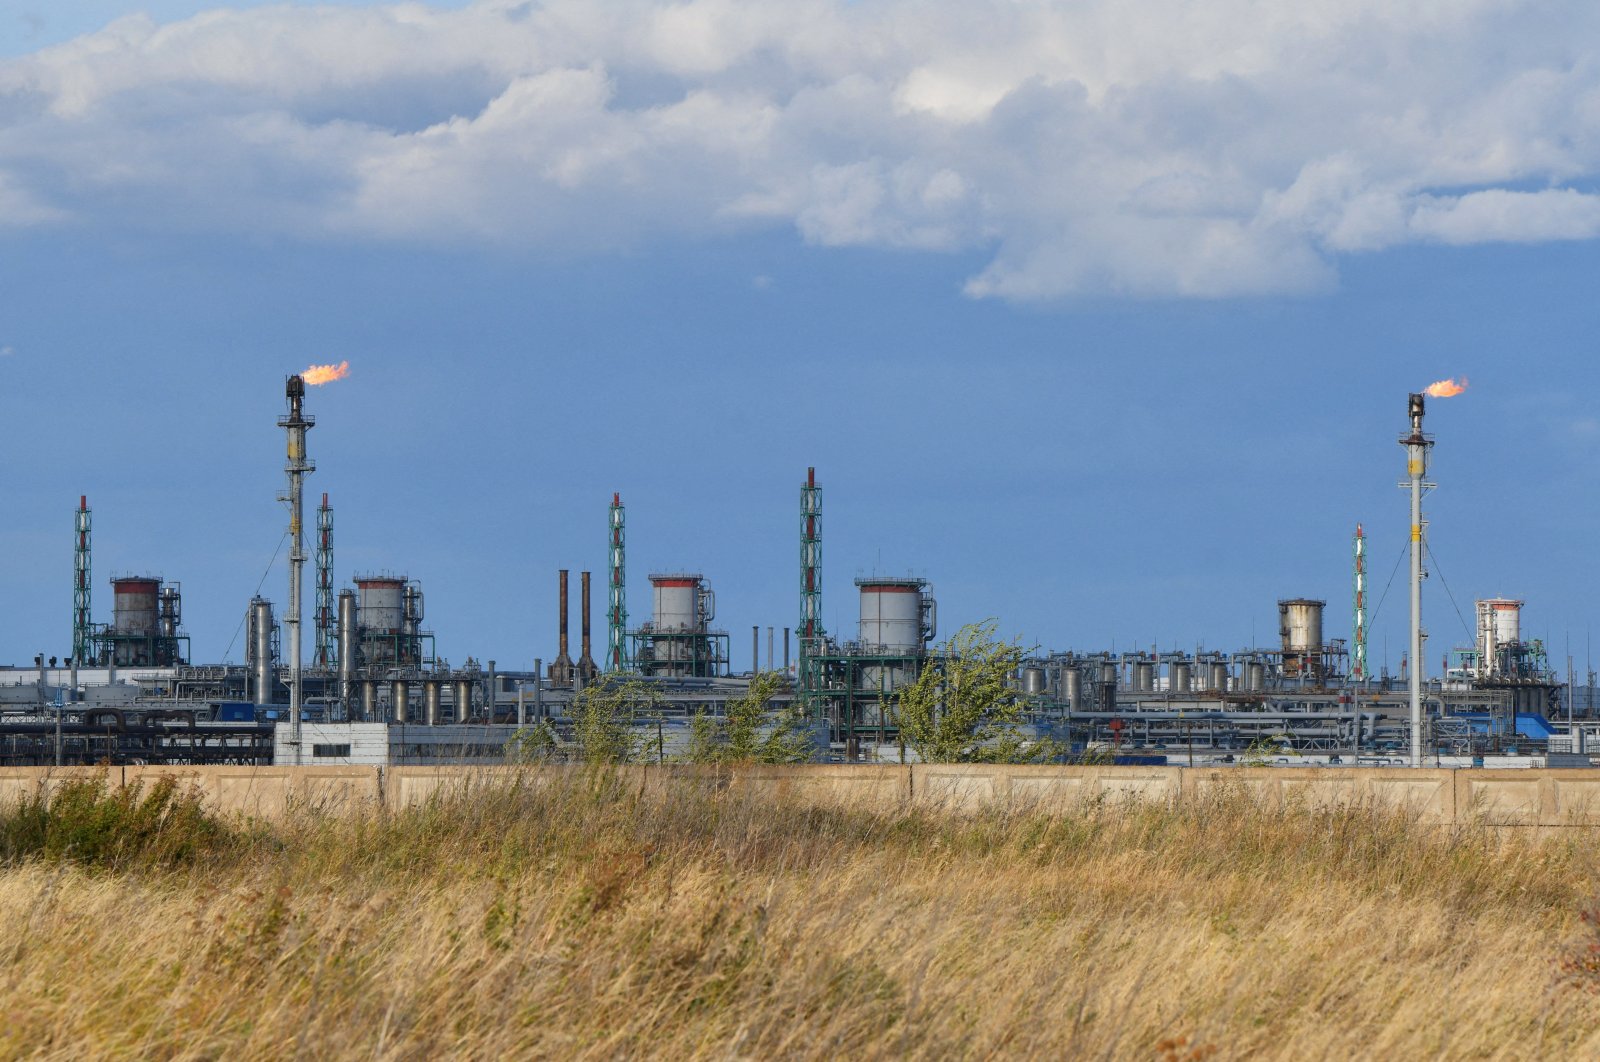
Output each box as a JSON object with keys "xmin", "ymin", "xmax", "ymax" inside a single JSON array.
[
  {"xmin": 892, "ymin": 619, "xmax": 1047, "ymax": 762},
  {"xmin": 686, "ymin": 671, "xmax": 813, "ymax": 764},
  {"xmin": 0, "ymin": 775, "xmax": 239, "ymax": 871}
]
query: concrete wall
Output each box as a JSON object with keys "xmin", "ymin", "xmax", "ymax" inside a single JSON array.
[{"xmin": 4, "ymin": 764, "xmax": 1600, "ymax": 826}]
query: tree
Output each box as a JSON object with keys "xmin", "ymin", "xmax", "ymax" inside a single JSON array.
[
  {"xmin": 893, "ymin": 620, "xmax": 1037, "ymax": 763},
  {"xmin": 686, "ymin": 671, "xmax": 814, "ymax": 764},
  {"xmin": 568, "ymin": 678, "xmax": 662, "ymax": 766}
]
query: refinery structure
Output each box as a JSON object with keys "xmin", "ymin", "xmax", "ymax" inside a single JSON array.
[{"xmin": 0, "ymin": 374, "xmax": 1586, "ymax": 768}]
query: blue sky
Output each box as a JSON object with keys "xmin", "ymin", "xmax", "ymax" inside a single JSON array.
[{"xmin": 3, "ymin": 2, "xmax": 1600, "ymax": 675}]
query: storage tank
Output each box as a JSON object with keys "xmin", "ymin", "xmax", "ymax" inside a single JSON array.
[
  {"xmin": 391, "ymin": 679, "xmax": 409, "ymax": 724},
  {"xmin": 1245, "ymin": 661, "xmax": 1266, "ymax": 691},
  {"xmin": 356, "ymin": 577, "xmax": 406, "ymax": 632},
  {"xmin": 651, "ymin": 574, "xmax": 702, "ymax": 632},
  {"xmin": 857, "ymin": 578, "xmax": 931, "ymax": 651},
  {"xmin": 1133, "ymin": 661, "xmax": 1154, "ymax": 692},
  {"xmin": 1476, "ymin": 598, "xmax": 1525, "ymax": 677},
  {"xmin": 1278, "ymin": 599, "xmax": 1325, "ymax": 677},
  {"xmin": 1021, "ymin": 666, "xmax": 1046, "ymax": 695},
  {"xmin": 112, "ymin": 577, "xmax": 161, "ymax": 635},
  {"xmin": 248, "ymin": 597, "xmax": 275, "ymax": 706},
  {"xmin": 1062, "ymin": 667, "xmax": 1082, "ymax": 708},
  {"xmin": 1170, "ymin": 661, "xmax": 1192, "ymax": 693}
]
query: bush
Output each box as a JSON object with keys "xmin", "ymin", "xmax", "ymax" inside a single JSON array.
[{"xmin": 0, "ymin": 774, "xmax": 237, "ymax": 871}]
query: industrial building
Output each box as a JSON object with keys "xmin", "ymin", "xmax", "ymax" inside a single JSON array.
[{"xmin": 0, "ymin": 380, "xmax": 1586, "ymax": 768}]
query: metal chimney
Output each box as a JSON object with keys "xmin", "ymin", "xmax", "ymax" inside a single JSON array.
[
  {"xmin": 550, "ymin": 569, "xmax": 574, "ymax": 685},
  {"xmin": 578, "ymin": 571, "xmax": 598, "ymax": 681}
]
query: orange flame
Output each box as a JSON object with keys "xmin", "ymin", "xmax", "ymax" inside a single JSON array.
[
  {"xmin": 1424, "ymin": 376, "xmax": 1467, "ymax": 398},
  {"xmin": 302, "ymin": 360, "xmax": 350, "ymax": 386}
]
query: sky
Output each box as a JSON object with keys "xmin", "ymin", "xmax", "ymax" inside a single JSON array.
[{"xmin": 3, "ymin": 1, "xmax": 1600, "ymax": 676}]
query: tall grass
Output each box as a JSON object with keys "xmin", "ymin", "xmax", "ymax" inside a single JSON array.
[{"xmin": 1, "ymin": 772, "xmax": 1598, "ymax": 1058}]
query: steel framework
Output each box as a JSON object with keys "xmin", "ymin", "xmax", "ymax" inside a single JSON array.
[
  {"xmin": 608, "ymin": 493, "xmax": 629, "ymax": 671},
  {"xmin": 315, "ymin": 493, "xmax": 334, "ymax": 668},
  {"xmin": 73, "ymin": 496, "xmax": 92, "ymax": 663},
  {"xmin": 798, "ymin": 467, "xmax": 825, "ymax": 718},
  {"xmin": 1352, "ymin": 522, "xmax": 1367, "ymax": 681}
]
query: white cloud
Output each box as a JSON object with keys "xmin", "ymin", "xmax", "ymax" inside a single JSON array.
[
  {"xmin": 0, "ymin": 345, "xmax": 14, "ymax": 357},
  {"xmin": 1, "ymin": 1, "xmax": 1599, "ymax": 297}
]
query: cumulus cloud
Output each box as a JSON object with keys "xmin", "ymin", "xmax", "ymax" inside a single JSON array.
[{"xmin": 1, "ymin": 0, "xmax": 1599, "ymax": 297}]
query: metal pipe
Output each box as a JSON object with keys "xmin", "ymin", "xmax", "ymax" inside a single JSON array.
[
  {"xmin": 533, "ymin": 659, "xmax": 542, "ymax": 721},
  {"xmin": 752, "ymin": 626, "xmax": 759, "ymax": 674},
  {"xmin": 768, "ymin": 627, "xmax": 774, "ymax": 672},
  {"xmin": 487, "ymin": 660, "xmax": 496, "ymax": 726},
  {"xmin": 784, "ymin": 628, "xmax": 790, "ymax": 672}
]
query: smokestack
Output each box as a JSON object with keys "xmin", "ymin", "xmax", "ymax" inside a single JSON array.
[
  {"xmin": 550, "ymin": 569, "xmax": 574, "ymax": 686},
  {"xmin": 578, "ymin": 571, "xmax": 598, "ymax": 681},
  {"xmin": 278, "ymin": 374, "xmax": 313, "ymax": 764}
]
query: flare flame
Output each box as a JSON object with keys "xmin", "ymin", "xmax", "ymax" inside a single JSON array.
[
  {"xmin": 302, "ymin": 360, "xmax": 350, "ymax": 386},
  {"xmin": 1424, "ymin": 376, "xmax": 1467, "ymax": 398}
]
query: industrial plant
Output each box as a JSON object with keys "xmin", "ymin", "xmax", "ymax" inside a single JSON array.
[{"xmin": 0, "ymin": 374, "xmax": 1586, "ymax": 768}]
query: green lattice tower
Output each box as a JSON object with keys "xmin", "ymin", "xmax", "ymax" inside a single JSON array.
[
  {"xmin": 608, "ymin": 493, "xmax": 630, "ymax": 671},
  {"xmin": 315, "ymin": 493, "xmax": 335, "ymax": 668},
  {"xmin": 799, "ymin": 467, "xmax": 825, "ymax": 716},
  {"xmin": 73, "ymin": 496, "xmax": 92, "ymax": 663}
]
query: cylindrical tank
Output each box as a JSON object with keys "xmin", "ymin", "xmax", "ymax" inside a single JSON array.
[
  {"xmin": 112, "ymin": 577, "xmax": 160, "ymax": 635},
  {"xmin": 1171, "ymin": 661, "xmax": 1192, "ymax": 693},
  {"xmin": 651, "ymin": 574, "xmax": 702, "ymax": 632},
  {"xmin": 1246, "ymin": 662, "xmax": 1265, "ymax": 691},
  {"xmin": 337, "ymin": 589, "xmax": 357, "ymax": 690},
  {"xmin": 1278, "ymin": 598, "xmax": 1325, "ymax": 677},
  {"xmin": 1022, "ymin": 666, "xmax": 1046, "ymax": 695},
  {"xmin": 360, "ymin": 679, "xmax": 378, "ymax": 721},
  {"xmin": 857, "ymin": 579, "xmax": 925, "ymax": 651},
  {"xmin": 356, "ymin": 577, "xmax": 406, "ymax": 632},
  {"xmin": 249, "ymin": 597, "xmax": 275, "ymax": 706},
  {"xmin": 455, "ymin": 678, "xmax": 474, "ymax": 724},
  {"xmin": 391, "ymin": 679, "xmax": 409, "ymax": 724},
  {"xmin": 1063, "ymin": 668, "xmax": 1083, "ymax": 708},
  {"xmin": 425, "ymin": 681, "xmax": 442, "ymax": 726},
  {"xmin": 1210, "ymin": 662, "xmax": 1229, "ymax": 692},
  {"xmin": 1133, "ymin": 661, "xmax": 1154, "ymax": 692}
]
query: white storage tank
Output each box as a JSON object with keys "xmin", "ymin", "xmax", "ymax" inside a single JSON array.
[
  {"xmin": 356, "ymin": 576, "xmax": 406, "ymax": 633},
  {"xmin": 650, "ymin": 574, "xmax": 703, "ymax": 632},
  {"xmin": 857, "ymin": 578, "xmax": 931, "ymax": 651},
  {"xmin": 112, "ymin": 577, "xmax": 161, "ymax": 635}
]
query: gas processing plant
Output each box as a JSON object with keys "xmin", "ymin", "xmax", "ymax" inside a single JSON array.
[{"xmin": 0, "ymin": 372, "xmax": 1590, "ymax": 769}]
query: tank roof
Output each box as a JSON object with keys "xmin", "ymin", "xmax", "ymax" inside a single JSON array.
[{"xmin": 855, "ymin": 577, "xmax": 927, "ymax": 590}]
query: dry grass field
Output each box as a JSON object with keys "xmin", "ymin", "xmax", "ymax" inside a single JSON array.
[{"xmin": 2, "ymin": 772, "xmax": 1600, "ymax": 1059}]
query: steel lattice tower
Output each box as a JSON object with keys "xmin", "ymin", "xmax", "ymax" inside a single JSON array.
[
  {"xmin": 798, "ymin": 468, "xmax": 825, "ymax": 711},
  {"xmin": 73, "ymin": 496, "xmax": 92, "ymax": 663},
  {"xmin": 1352, "ymin": 523, "xmax": 1367, "ymax": 681},
  {"xmin": 607, "ymin": 493, "xmax": 629, "ymax": 671},
  {"xmin": 315, "ymin": 493, "xmax": 334, "ymax": 668}
]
